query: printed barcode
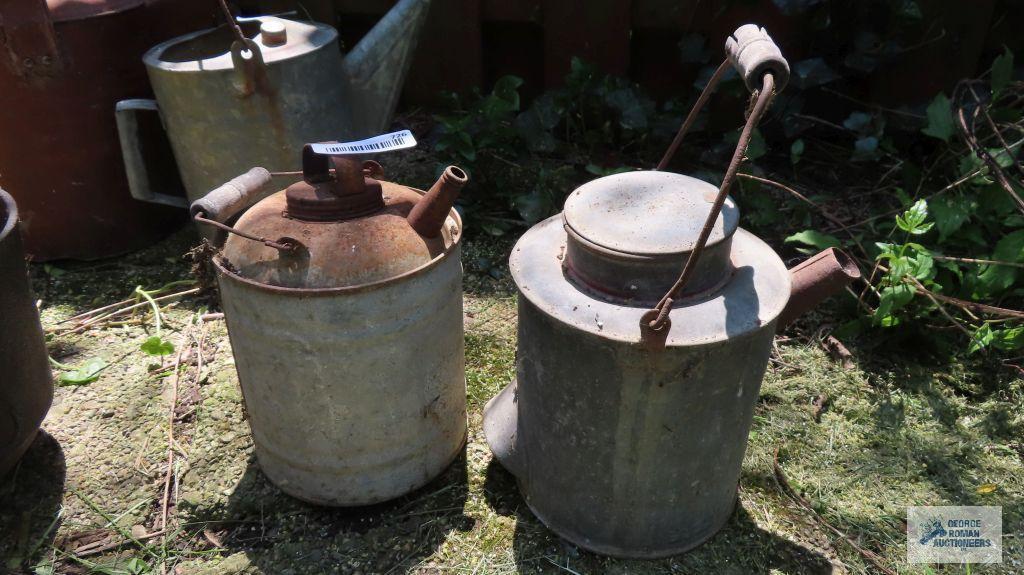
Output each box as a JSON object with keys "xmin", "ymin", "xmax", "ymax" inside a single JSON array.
[{"xmin": 309, "ymin": 130, "xmax": 418, "ymax": 156}]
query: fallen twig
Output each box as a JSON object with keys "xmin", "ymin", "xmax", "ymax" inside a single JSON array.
[
  {"xmin": 51, "ymin": 288, "xmax": 200, "ymax": 335},
  {"xmin": 772, "ymin": 448, "xmax": 897, "ymax": 575}
]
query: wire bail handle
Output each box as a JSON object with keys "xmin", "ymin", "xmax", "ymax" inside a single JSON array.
[{"xmin": 642, "ymin": 25, "xmax": 789, "ymax": 343}]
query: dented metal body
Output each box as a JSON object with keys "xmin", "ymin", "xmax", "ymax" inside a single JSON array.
[
  {"xmin": 0, "ymin": 189, "xmax": 53, "ymax": 475},
  {"xmin": 202, "ymin": 156, "xmax": 468, "ymax": 505}
]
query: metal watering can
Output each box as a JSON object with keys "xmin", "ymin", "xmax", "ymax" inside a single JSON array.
[
  {"xmin": 0, "ymin": 188, "xmax": 53, "ymax": 476},
  {"xmin": 117, "ymin": 0, "xmax": 430, "ymax": 213},
  {"xmin": 483, "ymin": 25, "xmax": 862, "ymax": 558},
  {"xmin": 190, "ymin": 145, "xmax": 468, "ymax": 505}
]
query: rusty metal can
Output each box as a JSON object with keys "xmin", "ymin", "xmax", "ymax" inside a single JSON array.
[
  {"xmin": 196, "ymin": 153, "xmax": 469, "ymax": 505},
  {"xmin": 0, "ymin": 188, "xmax": 53, "ymax": 476}
]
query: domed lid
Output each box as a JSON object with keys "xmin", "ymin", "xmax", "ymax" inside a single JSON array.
[
  {"xmin": 561, "ymin": 171, "xmax": 739, "ymax": 302},
  {"xmin": 219, "ymin": 153, "xmax": 466, "ymax": 290}
]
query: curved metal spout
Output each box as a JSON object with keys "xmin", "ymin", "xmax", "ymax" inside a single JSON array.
[
  {"xmin": 407, "ymin": 166, "xmax": 468, "ymax": 237},
  {"xmin": 343, "ymin": 0, "xmax": 432, "ymax": 137},
  {"xmin": 777, "ymin": 248, "xmax": 861, "ymax": 329}
]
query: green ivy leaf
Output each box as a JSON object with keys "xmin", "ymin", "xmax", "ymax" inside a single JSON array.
[
  {"xmin": 875, "ymin": 283, "xmax": 916, "ymax": 325},
  {"xmin": 790, "ymin": 138, "xmax": 805, "ymax": 165},
  {"xmin": 57, "ymin": 357, "xmax": 107, "ymax": 386},
  {"xmin": 976, "ymin": 229, "xmax": 1024, "ymax": 295},
  {"xmin": 785, "ymin": 230, "xmax": 842, "ymax": 250},
  {"xmin": 921, "ymin": 93, "xmax": 954, "ymax": 142},
  {"xmin": 746, "ymin": 129, "xmax": 767, "ymax": 160},
  {"xmin": 992, "ymin": 325, "xmax": 1024, "ymax": 351},
  {"xmin": 793, "ymin": 58, "xmax": 840, "ymax": 89},
  {"xmin": 843, "ymin": 111, "xmax": 874, "ymax": 134},
  {"xmin": 140, "ymin": 336, "xmax": 175, "ymax": 356},
  {"xmin": 895, "ymin": 199, "xmax": 933, "ymax": 235},
  {"xmin": 991, "ymin": 48, "xmax": 1014, "ymax": 96},
  {"xmin": 930, "ymin": 195, "xmax": 971, "ymax": 241},
  {"xmin": 968, "ymin": 323, "xmax": 993, "ymax": 354},
  {"xmin": 894, "ymin": 0, "xmax": 922, "ymax": 19},
  {"xmin": 909, "ymin": 250, "xmax": 935, "ymax": 280},
  {"xmin": 852, "ymin": 136, "xmax": 880, "ymax": 161}
]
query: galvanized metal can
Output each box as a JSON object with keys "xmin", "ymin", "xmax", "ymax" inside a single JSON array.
[
  {"xmin": 117, "ymin": 0, "xmax": 431, "ymax": 212},
  {"xmin": 0, "ymin": 188, "xmax": 53, "ymax": 475},
  {"xmin": 484, "ymin": 172, "xmax": 793, "ymax": 557},
  {"xmin": 198, "ymin": 154, "xmax": 468, "ymax": 505}
]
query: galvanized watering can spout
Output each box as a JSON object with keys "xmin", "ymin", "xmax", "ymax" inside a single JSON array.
[
  {"xmin": 343, "ymin": 0, "xmax": 433, "ymax": 137},
  {"xmin": 407, "ymin": 166, "xmax": 468, "ymax": 237},
  {"xmin": 778, "ymin": 247, "xmax": 861, "ymax": 329}
]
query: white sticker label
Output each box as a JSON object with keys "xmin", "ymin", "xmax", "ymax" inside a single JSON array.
[{"xmin": 309, "ymin": 130, "xmax": 417, "ymax": 155}]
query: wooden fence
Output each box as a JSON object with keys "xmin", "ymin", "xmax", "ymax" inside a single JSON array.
[{"xmin": 241, "ymin": 0, "xmax": 1018, "ymax": 107}]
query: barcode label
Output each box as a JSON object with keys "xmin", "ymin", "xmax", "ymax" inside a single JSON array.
[{"xmin": 309, "ymin": 130, "xmax": 417, "ymax": 155}]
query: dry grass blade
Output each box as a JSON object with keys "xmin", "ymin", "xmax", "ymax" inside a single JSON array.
[{"xmin": 772, "ymin": 447, "xmax": 897, "ymax": 575}]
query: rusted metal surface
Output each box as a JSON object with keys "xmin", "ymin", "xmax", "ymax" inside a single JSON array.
[
  {"xmin": 407, "ymin": 166, "xmax": 469, "ymax": 237},
  {"xmin": 283, "ymin": 151, "xmax": 386, "ymax": 222},
  {"xmin": 218, "ymin": 156, "xmax": 467, "ymax": 289},
  {"xmin": 778, "ymin": 247, "xmax": 862, "ymax": 329},
  {"xmin": 0, "ymin": 0, "xmax": 216, "ymax": 260},
  {"xmin": 0, "ymin": 189, "xmax": 53, "ymax": 476},
  {"xmin": 209, "ymin": 171, "xmax": 466, "ymax": 504}
]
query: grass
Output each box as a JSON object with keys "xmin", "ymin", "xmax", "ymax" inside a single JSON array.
[{"xmin": 1, "ymin": 188, "xmax": 1021, "ymax": 575}]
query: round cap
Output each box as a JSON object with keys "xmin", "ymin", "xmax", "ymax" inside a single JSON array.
[
  {"xmin": 561, "ymin": 171, "xmax": 739, "ymax": 302},
  {"xmin": 564, "ymin": 171, "xmax": 738, "ymax": 255}
]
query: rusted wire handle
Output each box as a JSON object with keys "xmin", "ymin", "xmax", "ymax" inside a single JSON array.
[
  {"xmin": 193, "ymin": 212, "xmax": 296, "ymax": 252},
  {"xmin": 643, "ymin": 25, "xmax": 788, "ymax": 336},
  {"xmin": 646, "ymin": 74, "xmax": 776, "ymax": 332},
  {"xmin": 216, "ymin": 0, "xmax": 248, "ymax": 45}
]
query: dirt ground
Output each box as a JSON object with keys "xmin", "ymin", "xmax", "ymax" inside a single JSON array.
[{"xmin": 1, "ymin": 188, "xmax": 1022, "ymax": 574}]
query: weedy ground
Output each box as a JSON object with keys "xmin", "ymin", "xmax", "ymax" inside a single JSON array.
[{"xmin": 1, "ymin": 179, "xmax": 1022, "ymax": 575}]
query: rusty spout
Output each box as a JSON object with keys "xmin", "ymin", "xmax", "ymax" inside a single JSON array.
[
  {"xmin": 407, "ymin": 166, "xmax": 468, "ymax": 237},
  {"xmin": 777, "ymin": 248, "xmax": 861, "ymax": 329}
]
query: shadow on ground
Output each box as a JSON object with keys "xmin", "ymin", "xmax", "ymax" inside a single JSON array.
[
  {"xmin": 482, "ymin": 458, "xmax": 836, "ymax": 574},
  {"xmin": 0, "ymin": 432, "xmax": 66, "ymax": 573},
  {"xmin": 191, "ymin": 446, "xmax": 472, "ymax": 574}
]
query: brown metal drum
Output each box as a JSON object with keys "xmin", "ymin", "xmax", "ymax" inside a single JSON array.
[
  {"xmin": 0, "ymin": 0, "xmax": 217, "ymax": 261},
  {"xmin": 0, "ymin": 189, "xmax": 53, "ymax": 476}
]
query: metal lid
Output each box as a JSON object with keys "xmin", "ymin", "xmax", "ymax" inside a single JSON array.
[
  {"xmin": 563, "ymin": 171, "xmax": 738, "ymax": 255},
  {"xmin": 510, "ymin": 215, "xmax": 791, "ymax": 346},
  {"xmin": 145, "ymin": 17, "xmax": 336, "ymax": 72},
  {"xmin": 561, "ymin": 171, "xmax": 739, "ymax": 302}
]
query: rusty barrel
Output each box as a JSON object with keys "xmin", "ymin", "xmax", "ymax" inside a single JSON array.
[
  {"xmin": 0, "ymin": 189, "xmax": 53, "ymax": 476},
  {"xmin": 0, "ymin": 0, "xmax": 217, "ymax": 260}
]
